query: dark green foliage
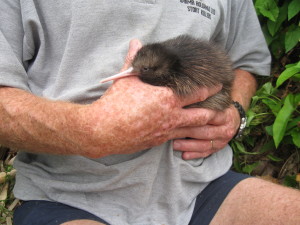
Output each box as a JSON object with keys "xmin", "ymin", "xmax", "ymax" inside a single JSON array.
[{"xmin": 230, "ymin": 0, "xmax": 299, "ymax": 188}]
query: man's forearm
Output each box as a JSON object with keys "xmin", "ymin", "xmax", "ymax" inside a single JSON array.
[
  {"xmin": 0, "ymin": 87, "xmax": 95, "ymax": 156},
  {"xmin": 231, "ymin": 69, "xmax": 257, "ymax": 110},
  {"xmin": 0, "ymin": 77, "xmax": 221, "ymax": 158}
]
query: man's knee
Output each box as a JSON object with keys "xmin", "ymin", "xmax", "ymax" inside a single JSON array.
[{"xmin": 211, "ymin": 177, "xmax": 300, "ymax": 225}]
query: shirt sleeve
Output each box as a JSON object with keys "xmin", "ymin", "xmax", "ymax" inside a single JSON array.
[
  {"xmin": 0, "ymin": 0, "xmax": 32, "ymax": 91},
  {"xmin": 213, "ymin": 0, "xmax": 271, "ymax": 76}
]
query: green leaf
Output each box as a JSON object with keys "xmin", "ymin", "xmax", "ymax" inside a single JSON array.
[
  {"xmin": 242, "ymin": 162, "xmax": 259, "ymax": 174},
  {"xmin": 267, "ymin": 1, "xmax": 288, "ymax": 36},
  {"xmin": 233, "ymin": 157, "xmax": 242, "ymax": 173},
  {"xmin": 231, "ymin": 141, "xmax": 258, "ymax": 155},
  {"xmin": 270, "ymin": 35, "xmax": 286, "ymax": 59},
  {"xmin": 285, "ymin": 25, "xmax": 300, "ymax": 52},
  {"xmin": 260, "ymin": 140, "xmax": 275, "ymax": 153},
  {"xmin": 283, "ymin": 175, "xmax": 298, "ymax": 188},
  {"xmin": 262, "ymin": 98, "xmax": 281, "ymax": 115},
  {"xmin": 250, "ymin": 96, "xmax": 260, "ymax": 107},
  {"xmin": 286, "ymin": 61, "xmax": 300, "ymax": 68},
  {"xmin": 256, "ymin": 82, "xmax": 277, "ymax": 96},
  {"xmin": 273, "ymin": 94, "xmax": 297, "ymax": 148},
  {"xmin": 294, "ymin": 93, "xmax": 300, "ymax": 104},
  {"xmin": 267, "ymin": 154, "xmax": 283, "ymax": 162},
  {"xmin": 246, "ymin": 109, "xmax": 256, "ymax": 125},
  {"xmin": 276, "ymin": 63, "xmax": 300, "ymax": 88},
  {"xmin": 291, "ymin": 128, "xmax": 300, "ymax": 147},
  {"xmin": 288, "ymin": 0, "xmax": 300, "ymax": 20},
  {"xmin": 255, "ymin": 0, "xmax": 279, "ymax": 21},
  {"xmin": 289, "ymin": 116, "xmax": 300, "ymax": 126},
  {"xmin": 262, "ymin": 24, "xmax": 275, "ymax": 45},
  {"xmin": 245, "ymin": 136, "xmax": 255, "ymax": 147},
  {"xmin": 286, "ymin": 116, "xmax": 300, "ymax": 132},
  {"xmin": 265, "ymin": 125, "xmax": 273, "ymax": 136}
]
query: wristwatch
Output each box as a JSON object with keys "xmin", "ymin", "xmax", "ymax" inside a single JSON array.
[{"xmin": 232, "ymin": 101, "xmax": 247, "ymax": 139}]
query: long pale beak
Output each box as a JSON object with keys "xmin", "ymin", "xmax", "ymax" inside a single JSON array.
[{"xmin": 100, "ymin": 67, "xmax": 138, "ymax": 83}]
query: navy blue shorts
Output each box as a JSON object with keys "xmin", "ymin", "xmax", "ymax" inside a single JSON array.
[{"xmin": 14, "ymin": 170, "xmax": 250, "ymax": 225}]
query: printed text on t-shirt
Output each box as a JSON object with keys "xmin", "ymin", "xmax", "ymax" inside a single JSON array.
[{"xmin": 179, "ymin": 0, "xmax": 216, "ymax": 20}]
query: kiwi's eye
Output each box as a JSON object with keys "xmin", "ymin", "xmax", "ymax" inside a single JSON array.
[
  {"xmin": 142, "ymin": 67, "xmax": 150, "ymax": 72},
  {"xmin": 141, "ymin": 67, "xmax": 152, "ymax": 74}
]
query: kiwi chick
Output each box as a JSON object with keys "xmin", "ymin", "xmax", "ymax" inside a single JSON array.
[{"xmin": 131, "ymin": 35, "xmax": 234, "ymax": 111}]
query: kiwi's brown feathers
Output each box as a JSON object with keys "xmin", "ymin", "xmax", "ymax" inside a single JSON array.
[{"xmin": 132, "ymin": 35, "xmax": 234, "ymax": 111}]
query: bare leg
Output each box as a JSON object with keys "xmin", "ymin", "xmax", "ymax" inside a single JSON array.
[
  {"xmin": 61, "ymin": 220, "xmax": 105, "ymax": 225},
  {"xmin": 210, "ymin": 178, "xmax": 300, "ymax": 225}
]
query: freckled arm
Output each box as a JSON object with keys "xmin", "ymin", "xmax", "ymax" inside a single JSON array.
[{"xmin": 231, "ymin": 69, "xmax": 257, "ymax": 110}]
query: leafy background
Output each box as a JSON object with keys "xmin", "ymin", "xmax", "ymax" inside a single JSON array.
[
  {"xmin": 0, "ymin": 0, "xmax": 299, "ymax": 223},
  {"xmin": 230, "ymin": 0, "xmax": 300, "ymax": 188}
]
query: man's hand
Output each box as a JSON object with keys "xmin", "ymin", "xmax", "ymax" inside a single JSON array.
[
  {"xmin": 173, "ymin": 105, "xmax": 240, "ymax": 159},
  {"xmin": 173, "ymin": 69, "xmax": 257, "ymax": 160}
]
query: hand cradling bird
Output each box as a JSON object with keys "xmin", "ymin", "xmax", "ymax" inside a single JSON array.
[{"xmin": 101, "ymin": 35, "xmax": 234, "ymax": 111}]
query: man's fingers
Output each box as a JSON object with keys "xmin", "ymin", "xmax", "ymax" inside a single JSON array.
[
  {"xmin": 178, "ymin": 84, "xmax": 222, "ymax": 108},
  {"xmin": 173, "ymin": 138, "xmax": 227, "ymax": 159},
  {"xmin": 208, "ymin": 105, "xmax": 239, "ymax": 126},
  {"xmin": 176, "ymin": 107, "xmax": 219, "ymax": 129},
  {"xmin": 173, "ymin": 138, "xmax": 209, "ymax": 151},
  {"xmin": 174, "ymin": 138, "xmax": 220, "ymax": 159},
  {"xmin": 121, "ymin": 39, "xmax": 142, "ymax": 72},
  {"xmin": 174, "ymin": 137, "xmax": 226, "ymax": 151},
  {"xmin": 173, "ymin": 125, "xmax": 213, "ymax": 139}
]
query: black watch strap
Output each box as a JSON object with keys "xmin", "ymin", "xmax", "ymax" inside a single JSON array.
[{"xmin": 232, "ymin": 101, "xmax": 247, "ymax": 139}]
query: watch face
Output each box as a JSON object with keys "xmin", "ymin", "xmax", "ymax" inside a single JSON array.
[{"xmin": 241, "ymin": 117, "xmax": 247, "ymax": 129}]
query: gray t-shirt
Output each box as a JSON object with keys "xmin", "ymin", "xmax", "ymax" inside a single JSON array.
[{"xmin": 0, "ymin": 1, "xmax": 271, "ymax": 224}]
